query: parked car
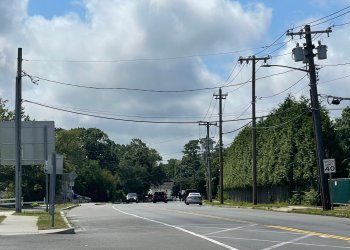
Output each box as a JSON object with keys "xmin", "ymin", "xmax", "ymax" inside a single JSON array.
[
  {"xmin": 126, "ymin": 193, "xmax": 139, "ymax": 203},
  {"xmin": 152, "ymin": 191, "xmax": 167, "ymax": 203},
  {"xmin": 185, "ymin": 192, "xmax": 202, "ymax": 205}
]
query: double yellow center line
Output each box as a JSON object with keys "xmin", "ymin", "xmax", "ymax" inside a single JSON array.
[
  {"xmin": 267, "ymin": 225, "xmax": 350, "ymax": 242},
  {"xmin": 144, "ymin": 204, "xmax": 350, "ymax": 242}
]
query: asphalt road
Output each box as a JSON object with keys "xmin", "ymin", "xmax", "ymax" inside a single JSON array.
[{"xmin": 1, "ymin": 202, "xmax": 350, "ymax": 250}]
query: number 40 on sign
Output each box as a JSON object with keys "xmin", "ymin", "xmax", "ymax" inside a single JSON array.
[{"xmin": 323, "ymin": 158, "xmax": 336, "ymax": 174}]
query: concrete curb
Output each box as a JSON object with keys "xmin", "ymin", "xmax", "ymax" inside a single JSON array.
[
  {"xmin": 39, "ymin": 205, "xmax": 80, "ymax": 234},
  {"xmin": 54, "ymin": 205, "xmax": 81, "ymax": 234}
]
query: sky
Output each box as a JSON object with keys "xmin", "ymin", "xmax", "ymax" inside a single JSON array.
[{"xmin": 1, "ymin": 0, "xmax": 350, "ymax": 162}]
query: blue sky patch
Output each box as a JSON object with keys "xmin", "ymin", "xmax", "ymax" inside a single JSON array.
[{"xmin": 27, "ymin": 0, "xmax": 86, "ymax": 19}]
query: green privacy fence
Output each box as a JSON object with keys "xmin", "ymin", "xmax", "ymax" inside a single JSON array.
[{"xmin": 329, "ymin": 178, "xmax": 350, "ymax": 205}]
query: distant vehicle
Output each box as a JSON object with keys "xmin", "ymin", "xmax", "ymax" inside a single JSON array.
[
  {"xmin": 152, "ymin": 191, "xmax": 167, "ymax": 203},
  {"xmin": 126, "ymin": 193, "xmax": 139, "ymax": 203},
  {"xmin": 186, "ymin": 192, "xmax": 202, "ymax": 205},
  {"xmin": 183, "ymin": 189, "xmax": 197, "ymax": 202}
]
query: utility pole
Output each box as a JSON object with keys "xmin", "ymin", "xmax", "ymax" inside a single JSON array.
[
  {"xmin": 199, "ymin": 121, "xmax": 217, "ymax": 202},
  {"xmin": 214, "ymin": 88, "xmax": 227, "ymax": 204},
  {"xmin": 287, "ymin": 25, "xmax": 332, "ymax": 210},
  {"xmin": 238, "ymin": 55, "xmax": 270, "ymax": 205},
  {"xmin": 15, "ymin": 48, "xmax": 22, "ymax": 213}
]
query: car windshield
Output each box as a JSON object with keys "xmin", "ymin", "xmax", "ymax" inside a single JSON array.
[{"xmin": 128, "ymin": 193, "xmax": 137, "ymax": 197}]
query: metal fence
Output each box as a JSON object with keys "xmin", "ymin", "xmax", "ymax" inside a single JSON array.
[{"xmin": 0, "ymin": 198, "xmax": 44, "ymax": 207}]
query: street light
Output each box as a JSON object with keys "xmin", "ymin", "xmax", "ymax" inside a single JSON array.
[
  {"xmin": 324, "ymin": 95, "xmax": 350, "ymax": 105},
  {"xmin": 261, "ymin": 64, "xmax": 308, "ymax": 72}
]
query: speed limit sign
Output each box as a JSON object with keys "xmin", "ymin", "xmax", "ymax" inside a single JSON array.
[{"xmin": 323, "ymin": 158, "xmax": 336, "ymax": 174}]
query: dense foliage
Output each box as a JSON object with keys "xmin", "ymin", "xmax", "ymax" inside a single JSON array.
[
  {"xmin": 0, "ymin": 99, "xmax": 166, "ymax": 202},
  {"xmin": 1, "ymin": 96, "xmax": 349, "ymax": 203},
  {"xmin": 56, "ymin": 129, "xmax": 165, "ymax": 201},
  {"xmin": 224, "ymin": 96, "xmax": 347, "ymax": 194}
]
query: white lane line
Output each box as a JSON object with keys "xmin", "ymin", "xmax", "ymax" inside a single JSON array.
[
  {"xmin": 205, "ymin": 224, "xmax": 258, "ymax": 236},
  {"xmin": 211, "ymin": 236, "xmax": 350, "ymax": 249},
  {"xmin": 112, "ymin": 205, "xmax": 239, "ymax": 250},
  {"xmin": 261, "ymin": 234, "xmax": 312, "ymax": 250}
]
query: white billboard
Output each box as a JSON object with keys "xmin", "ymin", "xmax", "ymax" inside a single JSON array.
[{"xmin": 0, "ymin": 121, "xmax": 55, "ymax": 165}]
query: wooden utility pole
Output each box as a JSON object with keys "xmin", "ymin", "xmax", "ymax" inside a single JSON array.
[
  {"xmin": 287, "ymin": 25, "xmax": 332, "ymax": 210},
  {"xmin": 214, "ymin": 88, "xmax": 227, "ymax": 204},
  {"xmin": 238, "ymin": 55, "xmax": 270, "ymax": 205},
  {"xmin": 199, "ymin": 121, "xmax": 216, "ymax": 202}
]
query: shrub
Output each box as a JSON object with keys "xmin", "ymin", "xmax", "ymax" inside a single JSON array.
[{"xmin": 303, "ymin": 189, "xmax": 320, "ymax": 206}]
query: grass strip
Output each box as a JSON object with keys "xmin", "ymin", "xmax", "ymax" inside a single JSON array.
[
  {"xmin": 204, "ymin": 200, "xmax": 350, "ymax": 218},
  {"xmin": 204, "ymin": 200, "xmax": 289, "ymax": 208},
  {"xmin": 0, "ymin": 215, "xmax": 5, "ymax": 223},
  {"xmin": 14, "ymin": 203, "xmax": 76, "ymax": 230},
  {"xmin": 290, "ymin": 207, "xmax": 350, "ymax": 218}
]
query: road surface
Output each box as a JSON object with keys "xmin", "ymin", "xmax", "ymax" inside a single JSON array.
[{"xmin": 1, "ymin": 202, "xmax": 350, "ymax": 250}]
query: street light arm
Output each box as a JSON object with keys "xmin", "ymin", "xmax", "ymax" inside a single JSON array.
[
  {"xmin": 322, "ymin": 94, "xmax": 350, "ymax": 105},
  {"xmin": 262, "ymin": 64, "xmax": 309, "ymax": 72}
]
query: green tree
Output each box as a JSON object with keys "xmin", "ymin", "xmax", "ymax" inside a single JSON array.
[
  {"xmin": 56, "ymin": 128, "xmax": 121, "ymax": 202},
  {"xmin": 117, "ymin": 139, "xmax": 164, "ymax": 197},
  {"xmin": 0, "ymin": 99, "xmax": 15, "ymax": 120},
  {"xmin": 224, "ymin": 95, "xmax": 343, "ymax": 198},
  {"xmin": 181, "ymin": 140, "xmax": 206, "ymax": 194},
  {"xmin": 335, "ymin": 107, "xmax": 350, "ymax": 177}
]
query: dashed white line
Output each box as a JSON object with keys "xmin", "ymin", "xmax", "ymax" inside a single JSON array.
[
  {"xmin": 112, "ymin": 205, "xmax": 239, "ymax": 250},
  {"xmin": 261, "ymin": 234, "xmax": 313, "ymax": 250},
  {"xmin": 205, "ymin": 224, "xmax": 258, "ymax": 236}
]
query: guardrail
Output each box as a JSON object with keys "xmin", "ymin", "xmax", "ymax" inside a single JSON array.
[
  {"xmin": 0, "ymin": 198, "xmax": 18, "ymax": 206},
  {"xmin": 0, "ymin": 198, "xmax": 44, "ymax": 207}
]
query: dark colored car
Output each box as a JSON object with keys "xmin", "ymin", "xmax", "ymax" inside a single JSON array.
[
  {"xmin": 126, "ymin": 193, "xmax": 138, "ymax": 203},
  {"xmin": 152, "ymin": 191, "xmax": 167, "ymax": 203}
]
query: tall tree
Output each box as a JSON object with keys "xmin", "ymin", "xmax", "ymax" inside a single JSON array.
[
  {"xmin": 56, "ymin": 128, "xmax": 121, "ymax": 201},
  {"xmin": 181, "ymin": 140, "xmax": 205, "ymax": 194},
  {"xmin": 224, "ymin": 96, "xmax": 343, "ymax": 196},
  {"xmin": 335, "ymin": 107, "xmax": 350, "ymax": 177},
  {"xmin": 117, "ymin": 139, "xmax": 163, "ymax": 196}
]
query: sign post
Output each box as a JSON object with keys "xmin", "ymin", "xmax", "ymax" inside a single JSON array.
[
  {"xmin": 323, "ymin": 158, "xmax": 336, "ymax": 174},
  {"xmin": 323, "ymin": 158, "xmax": 336, "ymax": 210}
]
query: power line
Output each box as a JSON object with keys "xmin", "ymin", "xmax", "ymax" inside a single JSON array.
[
  {"xmin": 23, "ymin": 69, "xmax": 297, "ymax": 94},
  {"xmin": 223, "ymin": 121, "xmax": 251, "ymax": 135},
  {"xmin": 24, "ymin": 99, "xmax": 274, "ymax": 124},
  {"xmin": 319, "ymin": 74, "xmax": 350, "ymax": 85},
  {"xmin": 259, "ymin": 74, "xmax": 308, "ymax": 99},
  {"xmin": 23, "ymin": 100, "xmax": 202, "ymax": 124},
  {"xmin": 25, "ymin": 74, "xmax": 219, "ymax": 93},
  {"xmin": 255, "ymin": 32, "xmax": 287, "ymax": 56},
  {"xmin": 332, "ymin": 21, "xmax": 350, "ymax": 27},
  {"xmin": 291, "ymin": 5, "xmax": 350, "ymax": 30},
  {"xmin": 22, "ymin": 42, "xmax": 296, "ymax": 64},
  {"xmin": 312, "ymin": 10, "xmax": 350, "ymax": 27},
  {"xmin": 257, "ymin": 112, "xmax": 307, "ymax": 129},
  {"xmin": 319, "ymin": 62, "xmax": 350, "ymax": 67}
]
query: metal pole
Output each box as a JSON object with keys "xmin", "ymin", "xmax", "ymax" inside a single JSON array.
[
  {"xmin": 44, "ymin": 126, "xmax": 49, "ymax": 212},
  {"xmin": 15, "ymin": 48, "xmax": 22, "ymax": 213},
  {"xmin": 218, "ymin": 88, "xmax": 224, "ymax": 204},
  {"xmin": 329, "ymin": 173, "xmax": 333, "ymax": 210},
  {"xmin": 50, "ymin": 152, "xmax": 56, "ymax": 227},
  {"xmin": 304, "ymin": 25, "xmax": 331, "ymax": 210},
  {"xmin": 252, "ymin": 56, "xmax": 257, "ymax": 205}
]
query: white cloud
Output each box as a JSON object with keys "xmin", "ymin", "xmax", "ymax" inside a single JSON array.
[{"xmin": 11, "ymin": 0, "xmax": 347, "ymax": 161}]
